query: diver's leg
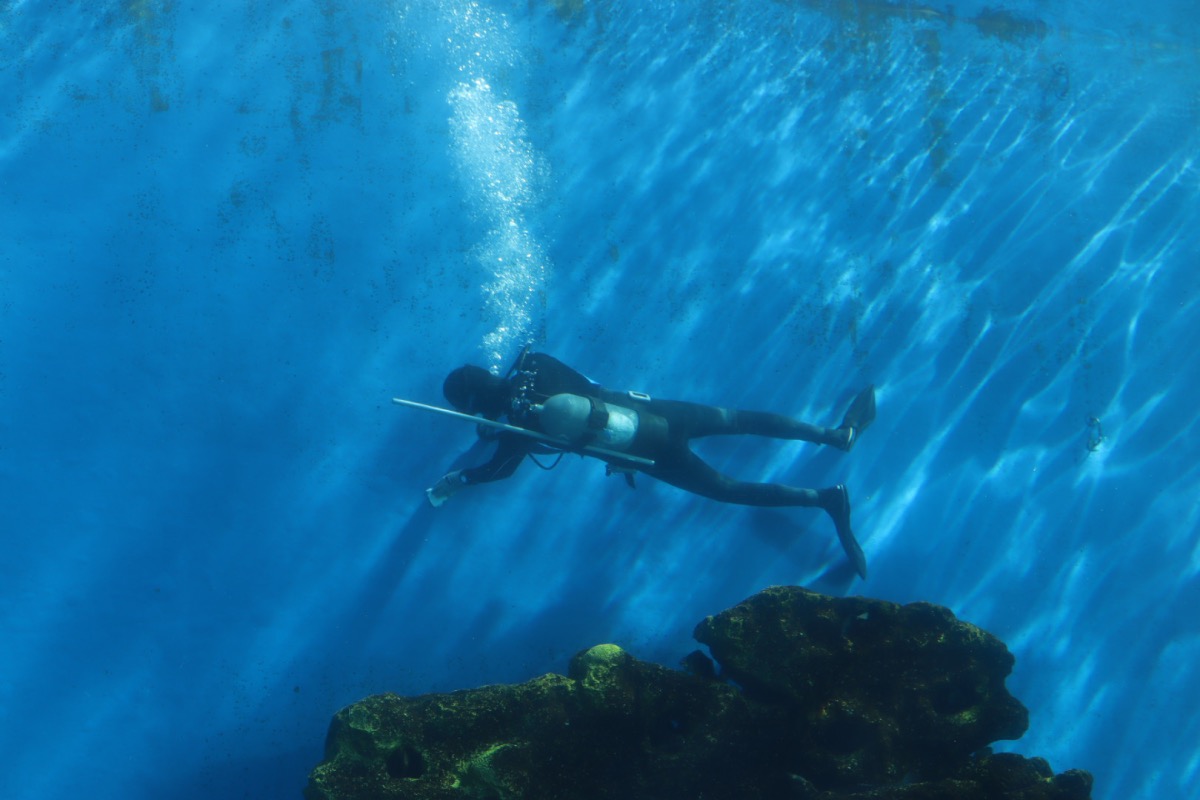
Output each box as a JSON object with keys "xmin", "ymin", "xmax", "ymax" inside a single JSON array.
[
  {"xmin": 727, "ymin": 410, "xmax": 847, "ymax": 447},
  {"xmin": 642, "ymin": 398, "xmax": 824, "ymax": 441},
  {"xmin": 648, "ymin": 398, "xmax": 847, "ymax": 446},
  {"xmin": 646, "ymin": 449, "xmax": 820, "ymax": 506},
  {"xmin": 655, "ymin": 385, "xmax": 877, "ymax": 451},
  {"xmin": 646, "ymin": 449, "xmax": 866, "ymax": 578}
]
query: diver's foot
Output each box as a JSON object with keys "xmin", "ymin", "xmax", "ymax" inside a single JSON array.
[
  {"xmin": 819, "ymin": 484, "xmax": 868, "ymax": 579},
  {"xmin": 836, "ymin": 385, "xmax": 876, "ymax": 452},
  {"xmin": 833, "ymin": 426, "xmax": 856, "ymax": 452}
]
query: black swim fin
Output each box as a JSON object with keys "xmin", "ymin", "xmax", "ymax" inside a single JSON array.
[
  {"xmin": 822, "ymin": 484, "xmax": 867, "ymax": 579},
  {"xmin": 838, "ymin": 385, "xmax": 876, "ymax": 452}
]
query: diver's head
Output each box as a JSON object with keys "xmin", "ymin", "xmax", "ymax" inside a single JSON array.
[{"xmin": 443, "ymin": 365, "xmax": 507, "ymax": 416}]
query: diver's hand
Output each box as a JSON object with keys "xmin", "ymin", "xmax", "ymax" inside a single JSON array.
[{"xmin": 426, "ymin": 470, "xmax": 468, "ymax": 507}]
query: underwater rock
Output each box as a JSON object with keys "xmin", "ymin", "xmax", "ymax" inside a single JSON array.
[
  {"xmin": 306, "ymin": 643, "xmax": 788, "ymax": 799},
  {"xmin": 306, "ymin": 588, "xmax": 1091, "ymax": 800},
  {"xmin": 694, "ymin": 586, "xmax": 1030, "ymax": 786}
]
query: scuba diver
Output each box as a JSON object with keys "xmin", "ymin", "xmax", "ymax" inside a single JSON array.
[{"xmin": 421, "ymin": 348, "xmax": 876, "ymax": 579}]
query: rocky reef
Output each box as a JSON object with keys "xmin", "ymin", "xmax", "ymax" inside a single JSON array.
[{"xmin": 306, "ymin": 586, "xmax": 1092, "ymax": 799}]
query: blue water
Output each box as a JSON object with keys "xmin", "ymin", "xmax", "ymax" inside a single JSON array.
[{"xmin": 2, "ymin": 1, "xmax": 1197, "ymax": 798}]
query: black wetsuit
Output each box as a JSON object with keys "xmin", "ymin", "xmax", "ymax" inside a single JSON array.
[{"xmin": 462, "ymin": 352, "xmax": 844, "ymax": 510}]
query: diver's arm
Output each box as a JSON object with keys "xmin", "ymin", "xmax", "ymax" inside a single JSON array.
[
  {"xmin": 461, "ymin": 434, "xmax": 528, "ymax": 483},
  {"xmin": 427, "ymin": 435, "xmax": 528, "ymax": 507}
]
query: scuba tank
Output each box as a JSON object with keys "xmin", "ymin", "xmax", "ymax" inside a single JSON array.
[{"xmin": 534, "ymin": 393, "xmax": 668, "ymax": 457}]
